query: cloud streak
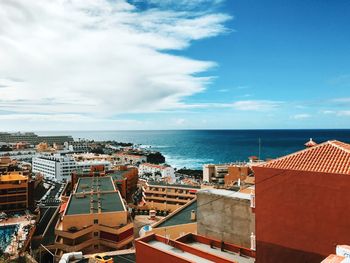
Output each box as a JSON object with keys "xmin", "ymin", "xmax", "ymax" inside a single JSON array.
[{"xmin": 0, "ymin": 0, "xmax": 231, "ymax": 121}]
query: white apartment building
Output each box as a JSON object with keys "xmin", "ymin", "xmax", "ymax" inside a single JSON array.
[
  {"xmin": 138, "ymin": 163, "xmax": 175, "ymax": 182},
  {"xmin": 32, "ymin": 154, "xmax": 111, "ymax": 181},
  {"xmin": 115, "ymin": 153, "xmax": 147, "ymax": 165}
]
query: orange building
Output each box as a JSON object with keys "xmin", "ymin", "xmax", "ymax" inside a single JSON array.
[
  {"xmin": 254, "ymin": 140, "xmax": 350, "ymax": 263},
  {"xmin": 109, "ymin": 166, "xmax": 138, "ymax": 202},
  {"xmin": 141, "ymin": 182, "xmax": 198, "ymax": 212},
  {"xmin": 54, "ymin": 176, "xmax": 134, "ymax": 255},
  {"xmin": 0, "ymin": 171, "xmax": 29, "ymax": 212}
]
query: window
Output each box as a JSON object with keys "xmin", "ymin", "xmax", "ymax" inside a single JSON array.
[
  {"xmin": 94, "ymin": 232, "xmax": 99, "ymax": 237},
  {"xmin": 94, "ymin": 219, "xmax": 98, "ymax": 224}
]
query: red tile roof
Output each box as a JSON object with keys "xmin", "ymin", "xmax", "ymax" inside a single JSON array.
[{"xmin": 259, "ymin": 140, "xmax": 350, "ymax": 175}]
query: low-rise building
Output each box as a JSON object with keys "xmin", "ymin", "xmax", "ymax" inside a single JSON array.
[
  {"xmin": 141, "ymin": 181, "xmax": 197, "ymax": 213},
  {"xmin": 55, "ymin": 176, "xmax": 134, "ymax": 255},
  {"xmin": 115, "ymin": 153, "xmax": 147, "ymax": 165},
  {"xmin": 139, "ymin": 163, "xmax": 175, "ymax": 182},
  {"xmin": 0, "ymin": 171, "xmax": 29, "ymax": 212}
]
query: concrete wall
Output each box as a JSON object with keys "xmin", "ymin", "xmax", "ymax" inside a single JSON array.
[{"xmin": 197, "ymin": 191, "xmax": 255, "ymax": 248}]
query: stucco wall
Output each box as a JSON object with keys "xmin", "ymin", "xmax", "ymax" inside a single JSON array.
[
  {"xmin": 254, "ymin": 167, "xmax": 350, "ymax": 263},
  {"xmin": 197, "ymin": 191, "xmax": 255, "ymax": 248}
]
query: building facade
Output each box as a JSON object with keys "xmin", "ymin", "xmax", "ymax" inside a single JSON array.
[
  {"xmin": 32, "ymin": 155, "xmax": 111, "ymax": 181},
  {"xmin": 141, "ymin": 182, "xmax": 197, "ymax": 212},
  {"xmin": 139, "ymin": 163, "xmax": 175, "ymax": 182},
  {"xmin": 55, "ymin": 176, "xmax": 134, "ymax": 255},
  {"xmin": 0, "ymin": 171, "xmax": 29, "ymax": 212},
  {"xmin": 254, "ymin": 140, "xmax": 350, "ymax": 263}
]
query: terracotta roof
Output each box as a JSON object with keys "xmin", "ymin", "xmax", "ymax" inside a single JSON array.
[{"xmin": 259, "ymin": 140, "xmax": 350, "ymax": 175}]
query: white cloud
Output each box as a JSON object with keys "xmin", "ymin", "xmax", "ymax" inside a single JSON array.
[
  {"xmin": 231, "ymin": 100, "xmax": 283, "ymax": 111},
  {"xmin": 337, "ymin": 111, "xmax": 350, "ymax": 116},
  {"xmin": 291, "ymin": 114, "xmax": 311, "ymax": 120},
  {"xmin": 0, "ymin": 0, "xmax": 231, "ymax": 123}
]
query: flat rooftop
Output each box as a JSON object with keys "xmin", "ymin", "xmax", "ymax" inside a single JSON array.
[
  {"xmin": 198, "ymin": 189, "xmax": 251, "ymax": 200},
  {"xmin": 148, "ymin": 240, "xmax": 214, "ymax": 263},
  {"xmin": 157, "ymin": 200, "xmax": 197, "ymax": 228},
  {"xmin": 66, "ymin": 192, "xmax": 125, "ymax": 215},
  {"xmin": 75, "ymin": 176, "xmax": 115, "ymax": 193},
  {"xmin": 185, "ymin": 241, "xmax": 254, "ymax": 263}
]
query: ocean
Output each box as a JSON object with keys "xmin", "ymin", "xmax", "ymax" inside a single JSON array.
[{"xmin": 37, "ymin": 130, "xmax": 350, "ymax": 169}]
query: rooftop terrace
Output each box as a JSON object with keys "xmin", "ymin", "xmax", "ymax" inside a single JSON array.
[
  {"xmin": 75, "ymin": 176, "xmax": 115, "ymax": 193},
  {"xmin": 66, "ymin": 191, "xmax": 125, "ymax": 215}
]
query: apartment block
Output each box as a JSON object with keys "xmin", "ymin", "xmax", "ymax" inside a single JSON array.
[
  {"xmin": 0, "ymin": 171, "xmax": 29, "ymax": 212},
  {"xmin": 141, "ymin": 182, "xmax": 197, "ymax": 212},
  {"xmin": 55, "ymin": 176, "xmax": 133, "ymax": 255}
]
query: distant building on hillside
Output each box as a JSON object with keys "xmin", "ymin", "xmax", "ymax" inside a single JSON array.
[
  {"xmin": 254, "ymin": 140, "xmax": 350, "ymax": 263},
  {"xmin": 0, "ymin": 132, "xmax": 73, "ymax": 144},
  {"xmin": 139, "ymin": 163, "xmax": 175, "ymax": 182},
  {"xmin": 203, "ymin": 163, "xmax": 255, "ymax": 187}
]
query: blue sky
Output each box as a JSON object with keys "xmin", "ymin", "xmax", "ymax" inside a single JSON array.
[{"xmin": 0, "ymin": 0, "xmax": 349, "ymax": 130}]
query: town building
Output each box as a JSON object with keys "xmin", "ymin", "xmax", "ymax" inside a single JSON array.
[
  {"xmin": 139, "ymin": 163, "xmax": 175, "ymax": 182},
  {"xmin": 146, "ymin": 198, "xmax": 198, "ymax": 239},
  {"xmin": 109, "ymin": 166, "xmax": 139, "ymax": 202},
  {"xmin": 32, "ymin": 154, "xmax": 112, "ymax": 181},
  {"xmin": 115, "ymin": 153, "xmax": 147, "ymax": 165},
  {"xmin": 55, "ymin": 176, "xmax": 134, "ymax": 255},
  {"xmin": 141, "ymin": 181, "xmax": 198, "ymax": 213},
  {"xmin": 135, "ymin": 233, "xmax": 255, "ymax": 263},
  {"xmin": 254, "ymin": 140, "xmax": 350, "ymax": 263},
  {"xmin": 0, "ymin": 156, "xmax": 17, "ymax": 174},
  {"xmin": 203, "ymin": 163, "xmax": 254, "ymax": 188},
  {"xmin": 197, "ymin": 189, "xmax": 255, "ymax": 249},
  {"xmin": 0, "ymin": 171, "xmax": 30, "ymax": 212},
  {"xmin": 0, "ymin": 132, "xmax": 73, "ymax": 144}
]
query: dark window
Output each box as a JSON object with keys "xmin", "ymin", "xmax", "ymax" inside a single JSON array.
[{"xmin": 94, "ymin": 219, "xmax": 98, "ymax": 224}]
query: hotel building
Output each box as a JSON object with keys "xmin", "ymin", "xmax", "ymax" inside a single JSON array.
[
  {"xmin": 55, "ymin": 176, "xmax": 134, "ymax": 255},
  {"xmin": 32, "ymin": 155, "xmax": 111, "ymax": 181}
]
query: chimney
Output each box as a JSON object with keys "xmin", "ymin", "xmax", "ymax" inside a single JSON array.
[{"xmin": 190, "ymin": 210, "xmax": 196, "ymax": 221}]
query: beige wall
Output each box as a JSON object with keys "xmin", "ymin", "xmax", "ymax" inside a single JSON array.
[
  {"xmin": 62, "ymin": 211, "xmax": 128, "ymax": 230},
  {"xmin": 149, "ymin": 223, "xmax": 197, "ymax": 239}
]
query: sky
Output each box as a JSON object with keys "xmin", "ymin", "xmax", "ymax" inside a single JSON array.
[{"xmin": 0, "ymin": 0, "xmax": 350, "ymax": 130}]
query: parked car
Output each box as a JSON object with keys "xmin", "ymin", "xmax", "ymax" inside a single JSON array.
[{"xmin": 94, "ymin": 254, "xmax": 113, "ymax": 263}]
